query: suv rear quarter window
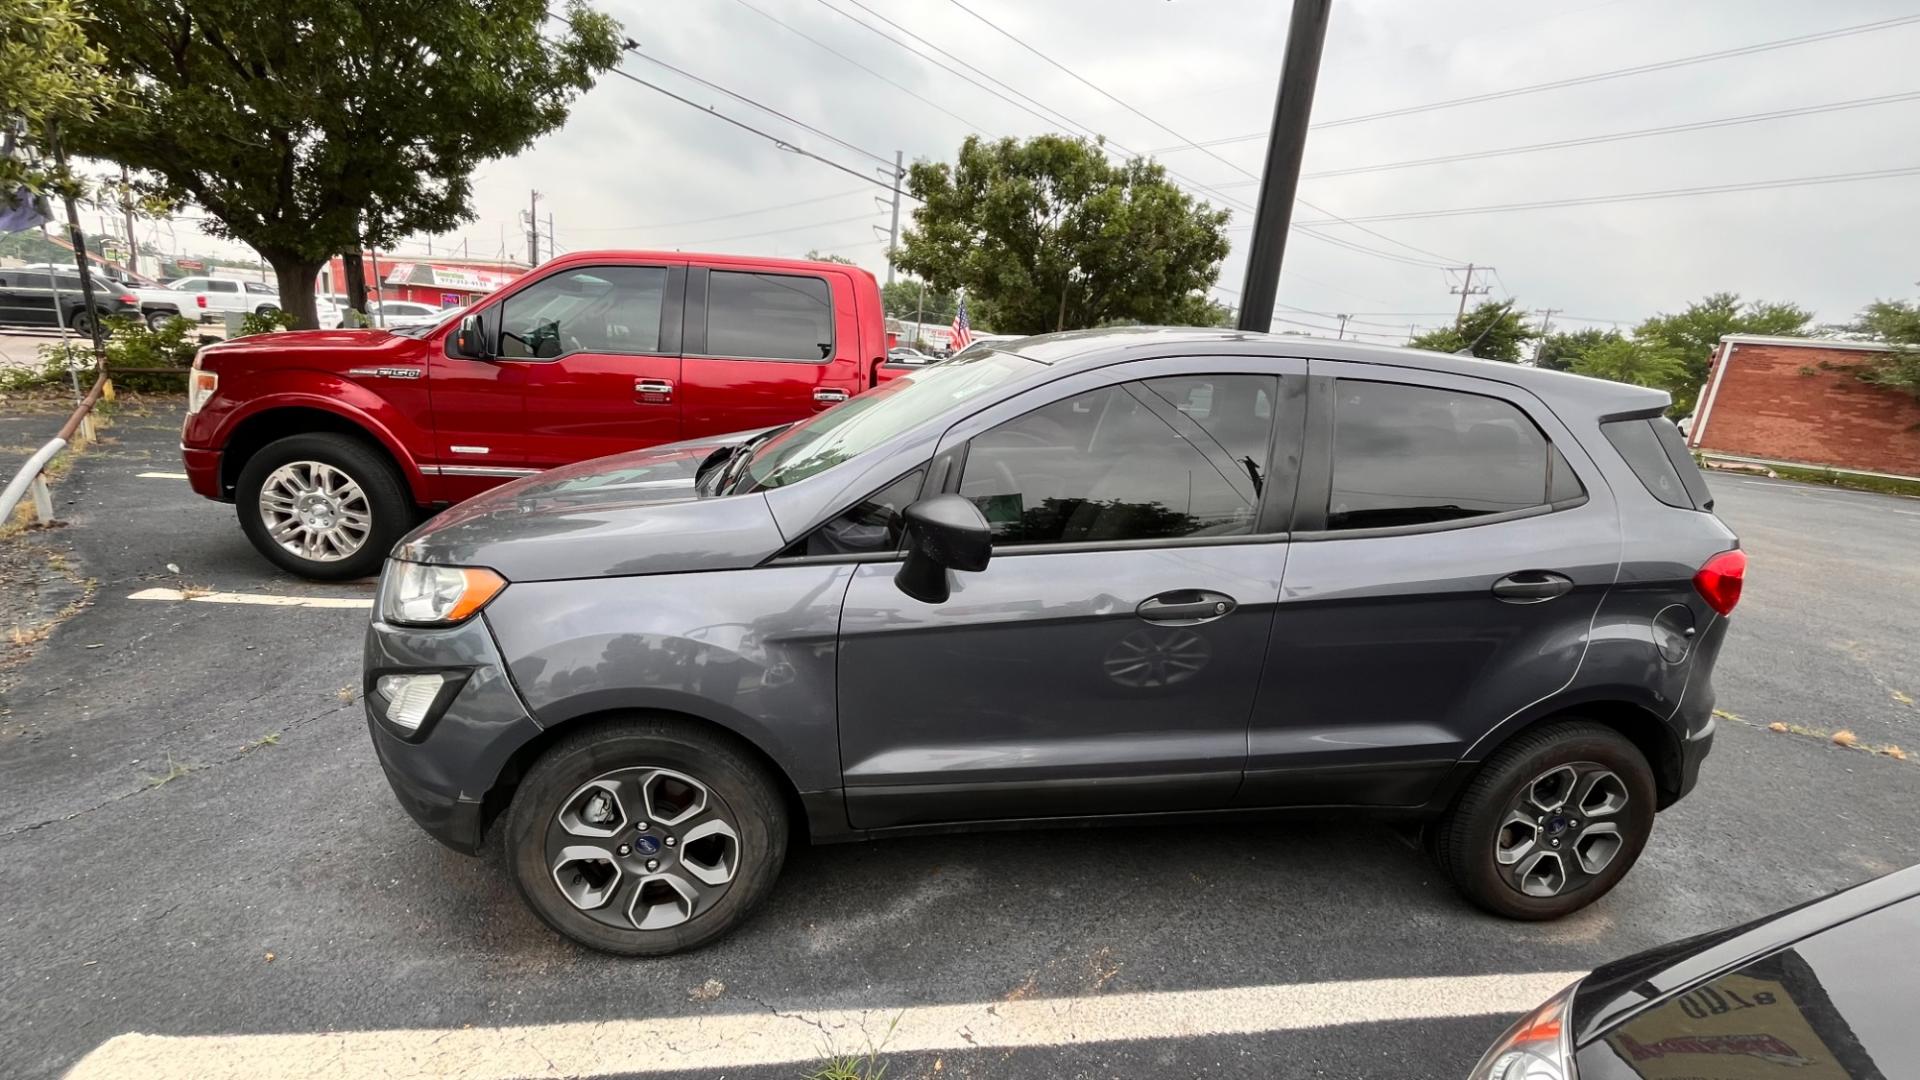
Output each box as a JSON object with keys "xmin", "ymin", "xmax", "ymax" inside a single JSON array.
[
  {"xmin": 1327, "ymin": 379, "xmax": 1582, "ymax": 530},
  {"xmin": 1603, "ymin": 417, "xmax": 1712, "ymax": 510}
]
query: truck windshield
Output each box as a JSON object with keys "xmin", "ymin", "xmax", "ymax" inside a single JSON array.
[{"xmin": 743, "ymin": 350, "xmax": 1032, "ymax": 491}]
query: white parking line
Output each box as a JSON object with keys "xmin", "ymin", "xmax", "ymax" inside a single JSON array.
[
  {"xmin": 128, "ymin": 587, "xmax": 372, "ymax": 610},
  {"xmin": 64, "ymin": 971, "xmax": 1580, "ymax": 1079},
  {"xmin": 137, "ymin": 471, "xmax": 189, "ymax": 479}
]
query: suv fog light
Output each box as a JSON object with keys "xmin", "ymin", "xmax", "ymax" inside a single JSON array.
[{"xmin": 377, "ymin": 673, "xmax": 445, "ymax": 731}]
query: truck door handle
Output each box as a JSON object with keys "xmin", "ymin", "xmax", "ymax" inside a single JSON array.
[
  {"xmin": 1491, "ymin": 571, "xmax": 1574, "ymax": 604},
  {"xmin": 813, "ymin": 387, "xmax": 850, "ymax": 409},
  {"xmin": 1136, "ymin": 590, "xmax": 1237, "ymax": 625},
  {"xmin": 635, "ymin": 378, "xmax": 673, "ymax": 404}
]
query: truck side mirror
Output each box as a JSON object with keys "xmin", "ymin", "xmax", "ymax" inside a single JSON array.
[
  {"xmin": 450, "ymin": 314, "xmax": 492, "ymax": 360},
  {"xmin": 894, "ymin": 494, "xmax": 992, "ymax": 604}
]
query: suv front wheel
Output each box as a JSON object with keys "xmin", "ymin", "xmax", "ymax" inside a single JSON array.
[
  {"xmin": 235, "ymin": 432, "xmax": 411, "ymax": 580},
  {"xmin": 505, "ymin": 716, "xmax": 789, "ymax": 956},
  {"xmin": 1432, "ymin": 721, "xmax": 1657, "ymax": 920}
]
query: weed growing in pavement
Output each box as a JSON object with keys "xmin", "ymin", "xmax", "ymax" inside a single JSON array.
[
  {"xmin": 146, "ymin": 754, "xmax": 195, "ymax": 789},
  {"xmin": 242, "ymin": 732, "xmax": 281, "ymax": 752},
  {"xmin": 804, "ymin": 1015, "xmax": 900, "ymax": 1080}
]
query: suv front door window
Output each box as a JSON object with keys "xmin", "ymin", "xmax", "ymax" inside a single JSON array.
[{"xmin": 835, "ymin": 365, "xmax": 1304, "ymax": 829}]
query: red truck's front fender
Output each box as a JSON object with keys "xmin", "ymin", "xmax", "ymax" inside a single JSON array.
[{"xmin": 183, "ymin": 371, "xmax": 433, "ymax": 504}]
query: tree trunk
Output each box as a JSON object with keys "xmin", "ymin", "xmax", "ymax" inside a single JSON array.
[
  {"xmin": 342, "ymin": 252, "xmax": 369, "ymax": 317},
  {"xmin": 266, "ymin": 253, "xmax": 325, "ymax": 330}
]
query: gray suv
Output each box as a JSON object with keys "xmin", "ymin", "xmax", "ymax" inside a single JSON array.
[{"xmin": 364, "ymin": 328, "xmax": 1741, "ymax": 955}]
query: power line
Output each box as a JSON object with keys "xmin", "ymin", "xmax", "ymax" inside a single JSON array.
[
  {"xmin": 1285, "ymin": 164, "xmax": 1920, "ymax": 225},
  {"xmin": 725, "ymin": 0, "xmax": 992, "ymax": 134},
  {"xmin": 1152, "ymin": 12, "xmax": 1920, "ymax": 151},
  {"xmin": 625, "ymin": 51, "xmax": 895, "ymax": 167},
  {"xmin": 594, "ymin": 64, "xmax": 910, "ymax": 199},
  {"xmin": 673, "ymin": 211, "xmax": 883, "ymax": 247},
  {"xmin": 940, "ymin": 0, "xmax": 1461, "ymax": 267},
  {"xmin": 1288, "ymin": 91, "xmax": 1920, "ymax": 180},
  {"xmin": 567, "ymin": 187, "xmax": 873, "ymax": 234}
]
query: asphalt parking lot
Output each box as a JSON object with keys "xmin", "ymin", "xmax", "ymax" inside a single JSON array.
[{"xmin": 2, "ymin": 400, "xmax": 1916, "ymax": 1079}]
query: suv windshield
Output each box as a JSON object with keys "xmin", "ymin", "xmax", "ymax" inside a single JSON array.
[{"xmin": 744, "ymin": 350, "xmax": 1031, "ymax": 490}]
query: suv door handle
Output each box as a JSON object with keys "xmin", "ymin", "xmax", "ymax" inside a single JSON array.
[
  {"xmin": 1491, "ymin": 571, "xmax": 1574, "ymax": 604},
  {"xmin": 1137, "ymin": 590, "xmax": 1237, "ymax": 625}
]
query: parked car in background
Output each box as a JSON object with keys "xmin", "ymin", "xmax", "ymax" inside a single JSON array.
[
  {"xmin": 337, "ymin": 299, "xmax": 455, "ymax": 329},
  {"xmin": 361, "ymin": 328, "xmax": 1742, "ymax": 955},
  {"xmin": 182, "ymin": 250, "xmax": 891, "ymax": 579},
  {"xmin": 1472, "ymin": 863, "xmax": 1918, "ymax": 1079},
  {"xmin": 134, "ymin": 276, "xmax": 341, "ymax": 330},
  {"xmin": 0, "ymin": 267, "xmax": 141, "ymax": 335}
]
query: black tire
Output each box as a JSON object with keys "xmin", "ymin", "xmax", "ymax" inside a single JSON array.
[
  {"xmin": 256, "ymin": 304, "xmax": 278, "ymax": 315},
  {"xmin": 504, "ymin": 716, "xmax": 789, "ymax": 957},
  {"xmin": 68, "ymin": 309, "xmax": 96, "ymax": 336},
  {"xmin": 234, "ymin": 432, "xmax": 411, "ymax": 580},
  {"xmin": 145, "ymin": 310, "xmax": 177, "ymax": 331},
  {"xmin": 1432, "ymin": 721, "xmax": 1657, "ymax": 920}
]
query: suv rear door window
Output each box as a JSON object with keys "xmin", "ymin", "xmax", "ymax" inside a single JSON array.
[
  {"xmin": 959, "ymin": 374, "xmax": 1275, "ymax": 546},
  {"xmin": 706, "ymin": 271, "xmax": 832, "ymax": 361},
  {"xmin": 1328, "ymin": 379, "xmax": 1576, "ymax": 530}
]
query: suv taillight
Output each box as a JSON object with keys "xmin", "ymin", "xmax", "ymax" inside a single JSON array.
[
  {"xmin": 1694, "ymin": 549, "xmax": 1746, "ymax": 615},
  {"xmin": 119, "ymin": 293, "xmax": 139, "ymax": 304}
]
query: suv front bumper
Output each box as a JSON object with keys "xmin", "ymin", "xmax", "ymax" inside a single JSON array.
[{"xmin": 364, "ymin": 611, "xmax": 542, "ymax": 855}]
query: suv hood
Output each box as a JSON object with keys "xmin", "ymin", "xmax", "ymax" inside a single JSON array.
[{"xmin": 394, "ymin": 430, "xmax": 787, "ymax": 582}]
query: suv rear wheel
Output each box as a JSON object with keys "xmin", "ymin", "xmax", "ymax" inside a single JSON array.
[
  {"xmin": 1432, "ymin": 721, "xmax": 1656, "ymax": 920},
  {"xmin": 235, "ymin": 432, "xmax": 411, "ymax": 580},
  {"xmin": 505, "ymin": 716, "xmax": 789, "ymax": 956}
]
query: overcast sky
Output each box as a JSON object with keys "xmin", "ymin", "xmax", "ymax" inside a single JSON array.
[{"xmin": 160, "ymin": 0, "xmax": 1920, "ymax": 340}]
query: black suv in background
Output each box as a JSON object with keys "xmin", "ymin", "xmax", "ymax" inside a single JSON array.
[{"xmin": 0, "ymin": 268, "xmax": 141, "ymax": 335}]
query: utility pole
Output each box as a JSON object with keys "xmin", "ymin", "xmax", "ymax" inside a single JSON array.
[
  {"xmin": 548, "ymin": 212, "xmax": 556, "ymax": 260},
  {"xmin": 1533, "ymin": 307, "xmax": 1562, "ymax": 340},
  {"xmin": 1236, "ymin": 0, "xmax": 1334, "ymax": 333},
  {"xmin": 118, "ymin": 165, "xmax": 140, "ymax": 277},
  {"xmin": 49, "ymin": 125, "xmax": 106, "ymax": 362},
  {"xmin": 883, "ymin": 150, "xmax": 904, "ymax": 286},
  {"xmin": 1335, "ymin": 313, "xmax": 1350, "ymax": 340},
  {"xmin": 1450, "ymin": 264, "xmax": 1492, "ymax": 327},
  {"xmin": 525, "ymin": 190, "xmax": 542, "ymax": 265}
]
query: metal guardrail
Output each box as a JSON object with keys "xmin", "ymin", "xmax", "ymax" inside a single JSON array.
[{"xmin": 0, "ymin": 370, "xmax": 110, "ymax": 527}]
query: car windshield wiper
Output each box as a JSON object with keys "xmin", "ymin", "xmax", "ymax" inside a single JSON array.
[{"xmin": 717, "ymin": 427, "xmax": 788, "ymax": 496}]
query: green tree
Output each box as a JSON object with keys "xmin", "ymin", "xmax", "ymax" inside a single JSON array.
[
  {"xmin": 1634, "ymin": 292, "xmax": 1813, "ymax": 412},
  {"xmin": 881, "ymin": 278, "xmax": 957, "ymax": 322},
  {"xmin": 0, "ymin": 0, "xmax": 118, "ymax": 196},
  {"xmin": 67, "ymin": 0, "xmax": 621, "ymax": 326},
  {"xmin": 1409, "ymin": 300, "xmax": 1536, "ymax": 362},
  {"xmin": 1849, "ymin": 299, "xmax": 1920, "ymax": 398},
  {"xmin": 1569, "ymin": 337, "xmax": 1687, "ymax": 389},
  {"xmin": 1533, "ymin": 327, "xmax": 1621, "ymax": 372},
  {"xmin": 896, "ymin": 135, "xmax": 1231, "ymax": 334}
]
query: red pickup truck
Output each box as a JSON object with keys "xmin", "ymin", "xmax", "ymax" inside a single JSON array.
[{"xmin": 182, "ymin": 251, "xmax": 902, "ymax": 579}]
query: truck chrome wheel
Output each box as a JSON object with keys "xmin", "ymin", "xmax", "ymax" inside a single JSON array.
[
  {"xmin": 547, "ymin": 767, "xmax": 742, "ymax": 932},
  {"xmin": 257, "ymin": 461, "xmax": 373, "ymax": 562}
]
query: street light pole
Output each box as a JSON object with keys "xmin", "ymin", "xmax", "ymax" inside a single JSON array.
[{"xmin": 1235, "ymin": 0, "xmax": 1333, "ymax": 334}]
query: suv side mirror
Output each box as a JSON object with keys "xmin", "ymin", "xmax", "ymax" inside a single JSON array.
[
  {"xmin": 450, "ymin": 314, "xmax": 492, "ymax": 359},
  {"xmin": 894, "ymin": 494, "xmax": 992, "ymax": 604}
]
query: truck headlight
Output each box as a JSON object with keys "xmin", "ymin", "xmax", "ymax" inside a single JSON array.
[
  {"xmin": 1467, "ymin": 980, "xmax": 1579, "ymax": 1080},
  {"xmin": 378, "ymin": 561, "xmax": 506, "ymax": 627},
  {"xmin": 186, "ymin": 360, "xmax": 217, "ymax": 415}
]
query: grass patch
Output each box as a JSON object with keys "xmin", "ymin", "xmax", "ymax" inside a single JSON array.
[
  {"xmin": 242, "ymin": 732, "xmax": 281, "ymax": 752},
  {"xmin": 1766, "ymin": 463, "xmax": 1920, "ymax": 499},
  {"xmin": 803, "ymin": 1016, "xmax": 899, "ymax": 1080},
  {"xmin": 145, "ymin": 754, "xmax": 195, "ymax": 789}
]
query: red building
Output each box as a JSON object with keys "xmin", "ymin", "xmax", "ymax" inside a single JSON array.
[
  {"xmin": 318, "ymin": 253, "xmax": 528, "ymax": 308},
  {"xmin": 1689, "ymin": 334, "xmax": 1920, "ymax": 479}
]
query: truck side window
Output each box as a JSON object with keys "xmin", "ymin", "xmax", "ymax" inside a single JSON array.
[
  {"xmin": 499, "ymin": 266, "xmax": 667, "ymax": 359},
  {"xmin": 707, "ymin": 271, "xmax": 833, "ymax": 361}
]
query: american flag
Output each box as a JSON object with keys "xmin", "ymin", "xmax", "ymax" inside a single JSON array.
[{"xmin": 950, "ymin": 295, "xmax": 972, "ymax": 351}]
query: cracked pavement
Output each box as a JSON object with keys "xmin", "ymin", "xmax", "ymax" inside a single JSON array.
[{"xmin": 1, "ymin": 401, "xmax": 1916, "ymax": 1079}]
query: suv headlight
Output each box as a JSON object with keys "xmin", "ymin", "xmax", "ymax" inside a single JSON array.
[
  {"xmin": 378, "ymin": 560, "xmax": 506, "ymax": 627},
  {"xmin": 1468, "ymin": 980, "xmax": 1579, "ymax": 1080}
]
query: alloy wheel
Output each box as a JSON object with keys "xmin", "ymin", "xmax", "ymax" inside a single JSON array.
[
  {"xmin": 546, "ymin": 766, "xmax": 743, "ymax": 932},
  {"xmin": 257, "ymin": 460, "xmax": 374, "ymax": 562},
  {"xmin": 1493, "ymin": 761, "xmax": 1630, "ymax": 898}
]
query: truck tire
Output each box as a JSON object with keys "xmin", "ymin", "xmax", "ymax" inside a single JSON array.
[
  {"xmin": 235, "ymin": 432, "xmax": 412, "ymax": 581},
  {"xmin": 145, "ymin": 310, "xmax": 179, "ymax": 331}
]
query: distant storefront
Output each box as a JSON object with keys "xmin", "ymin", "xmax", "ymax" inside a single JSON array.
[
  {"xmin": 1689, "ymin": 334, "xmax": 1920, "ymax": 479},
  {"xmin": 319, "ymin": 253, "xmax": 528, "ymax": 307}
]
